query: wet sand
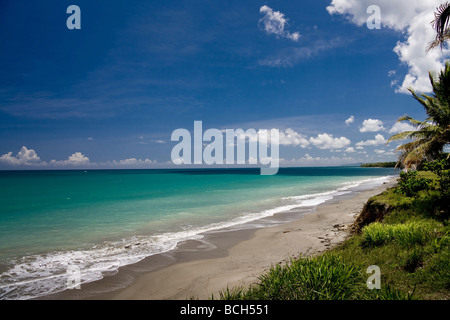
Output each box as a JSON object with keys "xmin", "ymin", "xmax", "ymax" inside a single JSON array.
[{"xmin": 42, "ymin": 178, "xmax": 397, "ymax": 300}]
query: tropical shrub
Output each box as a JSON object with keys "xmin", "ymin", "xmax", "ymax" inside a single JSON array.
[{"xmin": 395, "ymin": 171, "xmax": 433, "ymax": 197}]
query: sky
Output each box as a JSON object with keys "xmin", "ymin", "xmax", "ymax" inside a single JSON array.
[{"xmin": 0, "ymin": 0, "xmax": 449, "ymax": 169}]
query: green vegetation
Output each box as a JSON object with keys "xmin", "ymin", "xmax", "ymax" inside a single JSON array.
[
  {"xmin": 361, "ymin": 162, "xmax": 398, "ymax": 168},
  {"xmin": 394, "ymin": 171, "xmax": 433, "ymax": 197},
  {"xmin": 215, "ymin": 158, "xmax": 449, "ymax": 300},
  {"xmin": 238, "ymin": 255, "xmax": 362, "ymax": 300},
  {"xmin": 386, "ymin": 58, "xmax": 450, "ymax": 169},
  {"xmin": 213, "ymin": 4, "xmax": 450, "ymax": 301},
  {"xmin": 387, "ymin": 1, "xmax": 450, "ymax": 171},
  {"xmin": 215, "ymin": 254, "xmax": 413, "ymax": 300},
  {"xmin": 332, "ymin": 170, "xmax": 449, "ymax": 299},
  {"xmin": 361, "ymin": 220, "xmax": 442, "ymax": 248}
]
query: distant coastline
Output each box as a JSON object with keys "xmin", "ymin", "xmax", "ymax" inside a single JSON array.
[{"xmin": 361, "ymin": 162, "xmax": 399, "ymax": 168}]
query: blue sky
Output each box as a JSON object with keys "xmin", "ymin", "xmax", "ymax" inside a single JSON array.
[{"xmin": 0, "ymin": 0, "xmax": 448, "ymax": 169}]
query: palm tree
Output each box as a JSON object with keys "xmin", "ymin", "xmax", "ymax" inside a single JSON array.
[
  {"xmin": 388, "ymin": 62, "xmax": 450, "ymax": 169},
  {"xmin": 428, "ymin": 2, "xmax": 450, "ymax": 51},
  {"xmin": 389, "ymin": 3, "xmax": 450, "ymax": 169}
]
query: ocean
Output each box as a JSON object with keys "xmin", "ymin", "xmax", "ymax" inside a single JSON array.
[{"xmin": 0, "ymin": 167, "xmax": 397, "ymax": 299}]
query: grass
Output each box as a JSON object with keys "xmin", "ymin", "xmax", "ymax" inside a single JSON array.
[
  {"xmin": 361, "ymin": 220, "xmax": 442, "ymax": 248},
  {"xmin": 214, "ymin": 254, "xmax": 414, "ymax": 300},
  {"xmin": 248, "ymin": 255, "xmax": 361, "ymax": 300},
  {"xmin": 320, "ymin": 179, "xmax": 450, "ymax": 299},
  {"xmin": 214, "ymin": 170, "xmax": 450, "ymax": 300}
]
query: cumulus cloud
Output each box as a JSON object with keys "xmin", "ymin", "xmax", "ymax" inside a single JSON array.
[
  {"xmin": 356, "ymin": 133, "xmax": 386, "ymax": 146},
  {"xmin": 345, "ymin": 115, "xmax": 355, "ymax": 126},
  {"xmin": 231, "ymin": 129, "xmax": 271, "ymax": 145},
  {"xmin": 50, "ymin": 152, "xmax": 90, "ymax": 166},
  {"xmin": 259, "ymin": 5, "xmax": 300, "ymax": 41},
  {"xmin": 225, "ymin": 128, "xmax": 356, "ymax": 152},
  {"xmin": 230, "ymin": 128, "xmax": 309, "ymax": 148},
  {"xmin": 345, "ymin": 147, "xmax": 355, "ymax": 153},
  {"xmin": 115, "ymin": 158, "xmax": 154, "ymax": 165},
  {"xmin": 0, "ymin": 147, "xmax": 94, "ymax": 167},
  {"xmin": 68, "ymin": 152, "xmax": 89, "ymax": 164},
  {"xmin": 326, "ymin": 0, "xmax": 450, "ymax": 93},
  {"xmin": 0, "ymin": 146, "xmax": 41, "ymax": 166},
  {"xmin": 281, "ymin": 153, "xmax": 358, "ymax": 166},
  {"xmin": 0, "ymin": 146, "xmax": 161, "ymax": 168},
  {"xmin": 309, "ymin": 133, "xmax": 351, "ymax": 149},
  {"xmin": 360, "ymin": 119, "xmax": 385, "ymax": 132},
  {"xmin": 278, "ymin": 128, "xmax": 310, "ymax": 147},
  {"xmin": 229, "ymin": 128, "xmax": 355, "ymax": 151},
  {"xmin": 374, "ymin": 148, "xmax": 396, "ymax": 156},
  {"xmin": 388, "ymin": 121, "xmax": 418, "ymax": 134}
]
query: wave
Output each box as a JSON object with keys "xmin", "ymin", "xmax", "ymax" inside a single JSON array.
[{"xmin": 0, "ymin": 174, "xmax": 395, "ymax": 300}]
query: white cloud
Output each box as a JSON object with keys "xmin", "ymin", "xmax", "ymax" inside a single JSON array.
[
  {"xmin": 116, "ymin": 158, "xmax": 154, "ymax": 165},
  {"xmin": 278, "ymin": 128, "xmax": 310, "ymax": 147},
  {"xmin": 16, "ymin": 146, "xmax": 40, "ymax": 163},
  {"xmin": 0, "ymin": 152, "xmax": 16, "ymax": 164},
  {"xmin": 309, "ymin": 133, "xmax": 351, "ymax": 149},
  {"xmin": 119, "ymin": 158, "xmax": 140, "ymax": 165},
  {"xmin": 232, "ymin": 129, "xmax": 261, "ymax": 145},
  {"xmin": 258, "ymin": 38, "xmax": 344, "ymax": 67},
  {"xmin": 388, "ymin": 121, "xmax": 418, "ymax": 133},
  {"xmin": 301, "ymin": 153, "xmax": 323, "ymax": 162},
  {"xmin": 0, "ymin": 147, "xmax": 93, "ymax": 167},
  {"xmin": 281, "ymin": 153, "xmax": 359, "ymax": 166},
  {"xmin": 345, "ymin": 115, "xmax": 354, "ymax": 126},
  {"xmin": 229, "ymin": 128, "xmax": 310, "ymax": 148},
  {"xmin": 0, "ymin": 146, "xmax": 41, "ymax": 166},
  {"xmin": 345, "ymin": 147, "xmax": 355, "ymax": 153},
  {"xmin": 50, "ymin": 152, "xmax": 90, "ymax": 166},
  {"xmin": 326, "ymin": 0, "xmax": 450, "ymax": 93},
  {"xmin": 0, "ymin": 146, "xmax": 161, "ymax": 169},
  {"xmin": 356, "ymin": 134, "xmax": 386, "ymax": 146},
  {"xmin": 393, "ymin": 10, "xmax": 449, "ymax": 93},
  {"xmin": 68, "ymin": 152, "xmax": 89, "ymax": 164},
  {"xmin": 374, "ymin": 148, "xmax": 396, "ymax": 156},
  {"xmin": 360, "ymin": 119, "xmax": 385, "ymax": 132},
  {"xmin": 259, "ymin": 5, "xmax": 300, "ymax": 41}
]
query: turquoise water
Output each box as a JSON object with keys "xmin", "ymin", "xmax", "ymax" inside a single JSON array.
[{"xmin": 0, "ymin": 167, "xmax": 397, "ymax": 299}]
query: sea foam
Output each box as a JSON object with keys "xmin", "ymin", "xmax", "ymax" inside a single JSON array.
[{"xmin": 0, "ymin": 174, "xmax": 395, "ymax": 300}]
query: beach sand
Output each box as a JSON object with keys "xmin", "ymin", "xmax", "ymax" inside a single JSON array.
[{"xmin": 44, "ymin": 178, "xmax": 397, "ymax": 300}]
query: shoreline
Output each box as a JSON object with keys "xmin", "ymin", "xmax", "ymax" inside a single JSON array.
[{"xmin": 41, "ymin": 177, "xmax": 398, "ymax": 300}]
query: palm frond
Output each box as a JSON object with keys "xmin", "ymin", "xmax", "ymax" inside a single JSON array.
[
  {"xmin": 396, "ymin": 114, "xmax": 431, "ymax": 128},
  {"xmin": 389, "ymin": 45, "xmax": 450, "ymax": 169},
  {"xmin": 387, "ymin": 131, "xmax": 421, "ymax": 143},
  {"xmin": 427, "ymin": 2, "xmax": 450, "ymax": 51}
]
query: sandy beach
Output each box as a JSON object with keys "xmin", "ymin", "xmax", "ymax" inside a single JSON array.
[{"xmin": 42, "ymin": 177, "xmax": 397, "ymax": 300}]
